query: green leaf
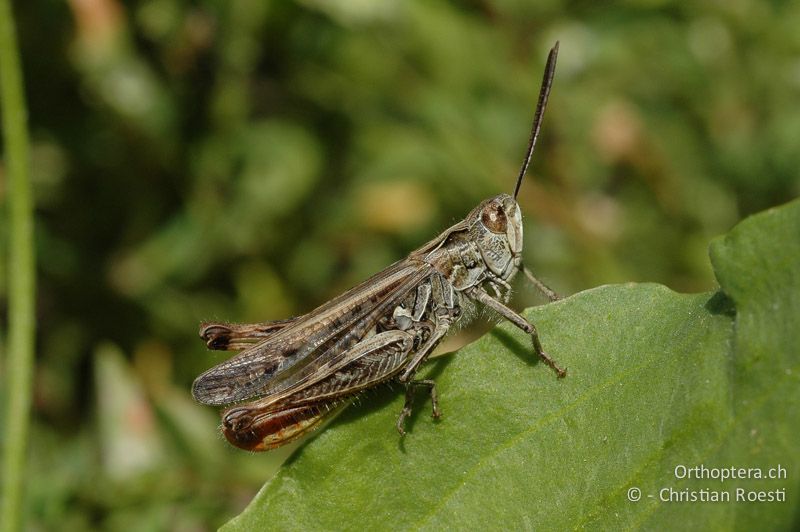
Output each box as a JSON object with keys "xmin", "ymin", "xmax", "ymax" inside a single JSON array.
[{"xmin": 223, "ymin": 200, "xmax": 800, "ymax": 531}]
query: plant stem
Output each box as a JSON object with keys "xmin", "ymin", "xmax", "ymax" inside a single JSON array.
[{"xmin": 0, "ymin": 0, "xmax": 36, "ymax": 529}]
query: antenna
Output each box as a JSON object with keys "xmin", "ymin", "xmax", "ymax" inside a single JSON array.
[{"xmin": 513, "ymin": 41, "xmax": 559, "ymax": 199}]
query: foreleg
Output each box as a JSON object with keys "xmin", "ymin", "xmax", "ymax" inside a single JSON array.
[{"xmin": 522, "ymin": 264, "xmax": 561, "ymax": 302}]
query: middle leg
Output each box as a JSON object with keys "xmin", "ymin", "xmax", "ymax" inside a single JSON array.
[{"xmin": 396, "ymin": 379, "xmax": 440, "ymax": 436}]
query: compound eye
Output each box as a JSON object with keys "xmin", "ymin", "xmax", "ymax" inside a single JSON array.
[{"xmin": 481, "ymin": 203, "xmax": 507, "ymax": 234}]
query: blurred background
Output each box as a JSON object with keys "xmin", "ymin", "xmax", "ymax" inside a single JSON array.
[{"xmin": 1, "ymin": 0, "xmax": 799, "ymax": 529}]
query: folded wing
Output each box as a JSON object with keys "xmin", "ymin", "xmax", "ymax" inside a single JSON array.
[{"xmin": 192, "ymin": 259, "xmax": 434, "ymax": 405}]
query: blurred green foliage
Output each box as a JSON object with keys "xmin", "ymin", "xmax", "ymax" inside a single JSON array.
[{"xmin": 1, "ymin": 0, "xmax": 799, "ymax": 529}]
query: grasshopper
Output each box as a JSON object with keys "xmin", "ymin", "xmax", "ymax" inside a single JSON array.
[{"xmin": 192, "ymin": 42, "xmax": 565, "ymax": 451}]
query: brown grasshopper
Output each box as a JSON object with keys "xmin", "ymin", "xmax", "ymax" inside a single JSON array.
[{"xmin": 192, "ymin": 42, "xmax": 565, "ymax": 451}]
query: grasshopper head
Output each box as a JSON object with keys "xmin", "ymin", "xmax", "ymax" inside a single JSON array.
[
  {"xmin": 469, "ymin": 193, "xmax": 523, "ymax": 280},
  {"xmin": 466, "ymin": 40, "xmax": 558, "ymax": 283}
]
